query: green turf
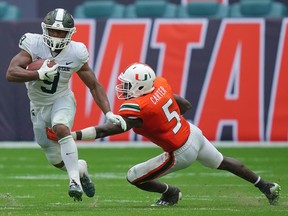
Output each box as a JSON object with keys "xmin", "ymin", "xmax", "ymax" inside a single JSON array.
[{"xmin": 0, "ymin": 146, "xmax": 287, "ymax": 216}]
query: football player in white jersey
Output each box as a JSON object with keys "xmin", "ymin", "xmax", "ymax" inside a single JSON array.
[{"xmin": 6, "ymin": 8, "xmax": 126, "ymax": 201}]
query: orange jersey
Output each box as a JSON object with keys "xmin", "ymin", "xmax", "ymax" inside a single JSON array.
[{"xmin": 118, "ymin": 77, "xmax": 190, "ymax": 152}]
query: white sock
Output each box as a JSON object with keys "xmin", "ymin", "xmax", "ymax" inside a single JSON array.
[
  {"xmin": 59, "ymin": 160, "xmax": 87, "ymax": 178},
  {"xmin": 59, "ymin": 135, "xmax": 81, "ymax": 186},
  {"xmin": 78, "ymin": 159, "xmax": 88, "ymax": 178}
]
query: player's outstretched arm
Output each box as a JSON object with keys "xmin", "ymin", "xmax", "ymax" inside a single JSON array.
[{"xmin": 72, "ymin": 117, "xmax": 142, "ymax": 140}]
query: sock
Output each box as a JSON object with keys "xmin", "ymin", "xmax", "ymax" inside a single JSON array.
[
  {"xmin": 78, "ymin": 160, "xmax": 87, "ymax": 178},
  {"xmin": 254, "ymin": 176, "xmax": 261, "ymax": 185},
  {"xmin": 162, "ymin": 183, "xmax": 169, "ymax": 194},
  {"xmin": 254, "ymin": 177, "xmax": 267, "ymax": 189},
  {"xmin": 164, "ymin": 185, "xmax": 178, "ymax": 196},
  {"xmin": 59, "ymin": 135, "xmax": 81, "ymax": 186},
  {"xmin": 58, "ymin": 160, "xmax": 87, "ymax": 178}
]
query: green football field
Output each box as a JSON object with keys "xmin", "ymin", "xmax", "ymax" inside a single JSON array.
[{"xmin": 0, "ymin": 145, "xmax": 287, "ymax": 216}]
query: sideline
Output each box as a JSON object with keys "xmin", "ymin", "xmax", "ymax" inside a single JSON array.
[{"xmin": 0, "ymin": 141, "xmax": 287, "ymax": 148}]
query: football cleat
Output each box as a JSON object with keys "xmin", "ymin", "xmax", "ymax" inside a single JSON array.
[
  {"xmin": 68, "ymin": 179, "xmax": 83, "ymax": 202},
  {"xmin": 79, "ymin": 160, "xmax": 95, "ymax": 197},
  {"xmin": 151, "ymin": 187, "xmax": 182, "ymax": 207},
  {"xmin": 80, "ymin": 173, "xmax": 95, "ymax": 197},
  {"xmin": 260, "ymin": 183, "xmax": 281, "ymax": 205}
]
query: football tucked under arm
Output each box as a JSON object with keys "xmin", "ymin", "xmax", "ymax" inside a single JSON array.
[
  {"xmin": 26, "ymin": 59, "xmax": 58, "ymax": 80},
  {"xmin": 26, "ymin": 58, "xmax": 56, "ymax": 71}
]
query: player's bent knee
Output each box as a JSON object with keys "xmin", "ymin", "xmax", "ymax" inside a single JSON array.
[
  {"xmin": 126, "ymin": 167, "xmax": 137, "ymax": 184},
  {"xmin": 53, "ymin": 161, "xmax": 65, "ymax": 169},
  {"xmin": 46, "ymin": 154, "xmax": 62, "ymax": 167},
  {"xmin": 42, "ymin": 145, "xmax": 62, "ymax": 166}
]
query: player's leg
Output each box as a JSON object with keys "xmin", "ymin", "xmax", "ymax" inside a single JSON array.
[
  {"xmin": 51, "ymin": 95, "xmax": 83, "ymax": 201},
  {"xmin": 126, "ymin": 152, "xmax": 185, "ymax": 206},
  {"xmin": 32, "ymin": 103, "xmax": 94, "ymax": 200},
  {"xmin": 195, "ymin": 124, "xmax": 280, "ymax": 205},
  {"xmin": 31, "ymin": 107, "xmax": 74, "ymax": 197},
  {"xmin": 43, "ymin": 141, "xmax": 94, "ymax": 199},
  {"xmin": 217, "ymin": 156, "xmax": 280, "ymax": 205},
  {"xmin": 78, "ymin": 159, "xmax": 95, "ymax": 198},
  {"xmin": 54, "ymin": 126, "xmax": 83, "ymax": 201},
  {"xmin": 33, "ymin": 124, "xmax": 63, "ymax": 169},
  {"xmin": 31, "ymin": 105, "xmax": 64, "ymax": 168},
  {"xmin": 126, "ymin": 123, "xmax": 205, "ymax": 206},
  {"xmin": 218, "ymin": 157, "xmax": 260, "ymax": 184},
  {"xmin": 46, "ymin": 128, "xmax": 95, "ymax": 198},
  {"xmin": 126, "ymin": 152, "xmax": 173, "ymax": 193}
]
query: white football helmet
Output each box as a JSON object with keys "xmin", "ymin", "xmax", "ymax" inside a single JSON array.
[
  {"xmin": 116, "ymin": 63, "xmax": 156, "ymax": 99},
  {"xmin": 41, "ymin": 8, "xmax": 76, "ymax": 51}
]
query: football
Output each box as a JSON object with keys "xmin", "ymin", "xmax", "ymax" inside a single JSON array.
[{"xmin": 26, "ymin": 59, "xmax": 56, "ymax": 71}]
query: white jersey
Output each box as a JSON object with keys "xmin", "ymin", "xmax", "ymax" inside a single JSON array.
[{"xmin": 19, "ymin": 33, "xmax": 89, "ymax": 106}]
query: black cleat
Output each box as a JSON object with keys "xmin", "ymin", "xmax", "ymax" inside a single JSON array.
[
  {"xmin": 80, "ymin": 173, "xmax": 95, "ymax": 197},
  {"xmin": 79, "ymin": 160, "xmax": 95, "ymax": 197},
  {"xmin": 151, "ymin": 187, "xmax": 182, "ymax": 206},
  {"xmin": 260, "ymin": 182, "xmax": 281, "ymax": 205}
]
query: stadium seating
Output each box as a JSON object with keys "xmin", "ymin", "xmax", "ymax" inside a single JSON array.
[
  {"xmin": 125, "ymin": 0, "xmax": 177, "ymax": 18},
  {"xmin": 0, "ymin": 1, "xmax": 21, "ymax": 20},
  {"xmin": 229, "ymin": 0, "xmax": 288, "ymax": 18},
  {"xmin": 73, "ymin": 0, "xmax": 125, "ymax": 18},
  {"xmin": 73, "ymin": 0, "xmax": 287, "ymax": 20},
  {"xmin": 177, "ymin": 1, "xmax": 229, "ymax": 18}
]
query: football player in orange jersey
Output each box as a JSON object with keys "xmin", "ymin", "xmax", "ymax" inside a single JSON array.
[{"xmin": 53, "ymin": 62, "xmax": 280, "ymax": 206}]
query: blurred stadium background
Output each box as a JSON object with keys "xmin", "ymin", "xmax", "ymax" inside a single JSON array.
[
  {"xmin": 1, "ymin": 0, "xmax": 288, "ymax": 143},
  {"xmin": 4, "ymin": 0, "xmax": 288, "ymax": 20}
]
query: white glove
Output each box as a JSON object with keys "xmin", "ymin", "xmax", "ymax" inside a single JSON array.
[
  {"xmin": 37, "ymin": 59, "xmax": 59, "ymax": 80},
  {"xmin": 105, "ymin": 111, "xmax": 127, "ymax": 131}
]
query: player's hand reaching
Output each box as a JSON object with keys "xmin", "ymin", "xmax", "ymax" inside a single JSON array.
[
  {"xmin": 37, "ymin": 59, "xmax": 59, "ymax": 80},
  {"xmin": 105, "ymin": 111, "xmax": 127, "ymax": 131}
]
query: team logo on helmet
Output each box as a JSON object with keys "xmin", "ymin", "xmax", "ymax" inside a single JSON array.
[{"xmin": 135, "ymin": 73, "xmax": 148, "ymax": 81}]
